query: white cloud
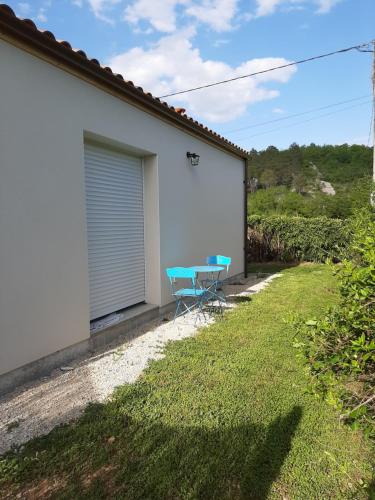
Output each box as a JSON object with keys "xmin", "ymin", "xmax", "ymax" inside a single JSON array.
[
  {"xmin": 76, "ymin": 0, "xmax": 342, "ymax": 27},
  {"xmin": 124, "ymin": 0, "xmax": 238, "ymax": 32},
  {"xmin": 185, "ymin": 0, "xmax": 238, "ymax": 31},
  {"xmin": 272, "ymin": 107, "xmax": 285, "ymax": 113},
  {"xmin": 124, "ymin": 0, "xmax": 189, "ymax": 32},
  {"xmin": 212, "ymin": 38, "xmax": 230, "ymax": 47},
  {"xmin": 254, "ymin": 0, "xmax": 284, "ymax": 17},
  {"xmin": 78, "ymin": 0, "xmax": 121, "ymax": 23},
  {"xmin": 17, "ymin": 2, "xmax": 31, "ymax": 15},
  {"xmin": 250, "ymin": 0, "xmax": 341, "ymax": 17},
  {"xmin": 18, "ymin": 1, "xmax": 51, "ymax": 24},
  {"xmin": 108, "ymin": 29, "xmax": 296, "ymax": 123},
  {"xmin": 283, "ymin": 3, "xmax": 306, "ymax": 11},
  {"xmin": 36, "ymin": 8, "xmax": 47, "ymax": 22},
  {"xmin": 315, "ymin": 0, "xmax": 341, "ymax": 14}
]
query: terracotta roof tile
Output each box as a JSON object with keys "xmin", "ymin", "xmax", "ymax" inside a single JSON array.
[
  {"xmin": 42, "ymin": 30, "xmax": 56, "ymax": 40},
  {"xmin": 60, "ymin": 40, "xmax": 72, "ymax": 50},
  {"xmin": 0, "ymin": 3, "xmax": 248, "ymax": 157}
]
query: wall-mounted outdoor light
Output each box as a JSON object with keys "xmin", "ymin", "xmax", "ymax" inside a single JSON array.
[{"xmin": 186, "ymin": 152, "xmax": 200, "ymax": 167}]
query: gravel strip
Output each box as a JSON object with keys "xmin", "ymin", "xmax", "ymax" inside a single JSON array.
[{"xmin": 0, "ymin": 274, "xmax": 280, "ymax": 454}]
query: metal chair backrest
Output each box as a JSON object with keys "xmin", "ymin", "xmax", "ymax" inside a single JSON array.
[
  {"xmin": 206, "ymin": 255, "xmax": 231, "ymax": 273},
  {"xmin": 166, "ymin": 267, "xmax": 197, "ymax": 294}
]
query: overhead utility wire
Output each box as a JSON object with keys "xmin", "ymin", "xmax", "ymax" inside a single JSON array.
[
  {"xmin": 158, "ymin": 41, "xmax": 374, "ymax": 98},
  {"xmin": 235, "ymin": 100, "xmax": 372, "ymax": 140},
  {"xmin": 222, "ymin": 94, "xmax": 371, "ymax": 134}
]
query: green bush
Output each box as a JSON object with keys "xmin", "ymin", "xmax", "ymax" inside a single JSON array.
[
  {"xmin": 294, "ymin": 210, "xmax": 375, "ymax": 435},
  {"xmin": 247, "ymin": 214, "xmax": 350, "ymax": 262}
]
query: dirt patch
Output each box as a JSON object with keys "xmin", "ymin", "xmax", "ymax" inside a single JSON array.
[
  {"xmin": 81, "ymin": 463, "xmax": 118, "ymax": 491},
  {"xmin": 7, "ymin": 475, "xmax": 67, "ymax": 500}
]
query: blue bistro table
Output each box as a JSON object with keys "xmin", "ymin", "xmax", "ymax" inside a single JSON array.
[
  {"xmin": 189, "ymin": 265, "xmax": 225, "ymax": 303},
  {"xmin": 189, "ymin": 265, "xmax": 225, "ymax": 276}
]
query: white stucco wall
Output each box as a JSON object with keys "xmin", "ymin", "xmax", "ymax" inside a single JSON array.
[{"xmin": 0, "ymin": 39, "xmax": 244, "ymax": 376}]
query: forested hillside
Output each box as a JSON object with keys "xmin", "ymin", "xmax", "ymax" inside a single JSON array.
[{"xmin": 247, "ymin": 143, "xmax": 373, "ymax": 218}]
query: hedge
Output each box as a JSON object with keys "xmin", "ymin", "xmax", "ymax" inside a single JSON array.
[
  {"xmin": 247, "ymin": 214, "xmax": 351, "ymax": 262},
  {"xmin": 294, "ymin": 210, "xmax": 375, "ymax": 435}
]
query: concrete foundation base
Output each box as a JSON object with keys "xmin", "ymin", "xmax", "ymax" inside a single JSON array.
[{"xmin": 0, "ymin": 303, "xmax": 159, "ymax": 396}]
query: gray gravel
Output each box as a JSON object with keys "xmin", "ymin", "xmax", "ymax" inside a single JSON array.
[{"xmin": 0, "ymin": 274, "xmax": 280, "ymax": 454}]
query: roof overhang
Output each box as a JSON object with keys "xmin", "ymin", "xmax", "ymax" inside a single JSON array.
[{"xmin": 0, "ymin": 4, "xmax": 249, "ymax": 160}]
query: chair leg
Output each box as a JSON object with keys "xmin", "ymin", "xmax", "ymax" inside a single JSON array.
[
  {"xmin": 194, "ymin": 300, "xmax": 203, "ymax": 326},
  {"xmin": 198, "ymin": 294, "xmax": 209, "ymax": 324},
  {"xmin": 174, "ymin": 297, "xmax": 199, "ymax": 322},
  {"xmin": 174, "ymin": 299, "xmax": 182, "ymax": 322},
  {"xmin": 173, "ymin": 294, "xmax": 211, "ymax": 325}
]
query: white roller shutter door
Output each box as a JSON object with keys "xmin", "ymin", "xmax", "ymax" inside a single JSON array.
[{"xmin": 84, "ymin": 143, "xmax": 145, "ymax": 320}]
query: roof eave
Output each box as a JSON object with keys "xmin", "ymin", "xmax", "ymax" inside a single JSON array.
[{"xmin": 0, "ymin": 4, "xmax": 249, "ymax": 159}]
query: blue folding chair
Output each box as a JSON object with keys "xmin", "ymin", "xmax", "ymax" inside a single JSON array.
[
  {"xmin": 207, "ymin": 255, "xmax": 232, "ymax": 273},
  {"xmin": 166, "ymin": 267, "xmax": 208, "ymax": 322},
  {"xmin": 206, "ymin": 255, "xmax": 232, "ymax": 304}
]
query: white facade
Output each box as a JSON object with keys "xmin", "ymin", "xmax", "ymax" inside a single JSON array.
[{"xmin": 0, "ymin": 39, "xmax": 245, "ymax": 377}]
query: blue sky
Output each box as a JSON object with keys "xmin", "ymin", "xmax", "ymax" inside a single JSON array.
[{"xmin": 8, "ymin": 0, "xmax": 375, "ymax": 151}]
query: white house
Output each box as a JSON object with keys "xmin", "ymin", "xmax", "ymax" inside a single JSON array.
[{"xmin": 0, "ymin": 4, "xmax": 248, "ymax": 393}]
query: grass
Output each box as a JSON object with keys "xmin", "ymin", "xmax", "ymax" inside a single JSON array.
[{"xmin": 0, "ymin": 264, "xmax": 373, "ymax": 499}]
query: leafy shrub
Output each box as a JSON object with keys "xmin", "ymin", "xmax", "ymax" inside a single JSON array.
[
  {"xmin": 247, "ymin": 214, "xmax": 350, "ymax": 262},
  {"xmin": 294, "ymin": 210, "xmax": 375, "ymax": 435}
]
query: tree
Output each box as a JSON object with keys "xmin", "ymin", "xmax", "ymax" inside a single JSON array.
[
  {"xmin": 292, "ymin": 173, "xmax": 306, "ymax": 194},
  {"xmin": 259, "ymin": 169, "xmax": 278, "ymax": 188}
]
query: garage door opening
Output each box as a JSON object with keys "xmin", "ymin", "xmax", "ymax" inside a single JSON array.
[{"xmin": 84, "ymin": 142, "xmax": 145, "ymax": 321}]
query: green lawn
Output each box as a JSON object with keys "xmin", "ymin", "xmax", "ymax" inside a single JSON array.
[{"xmin": 0, "ymin": 264, "xmax": 373, "ymax": 499}]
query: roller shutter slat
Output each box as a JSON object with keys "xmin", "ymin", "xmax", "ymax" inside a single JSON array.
[{"xmin": 84, "ymin": 143, "xmax": 145, "ymax": 320}]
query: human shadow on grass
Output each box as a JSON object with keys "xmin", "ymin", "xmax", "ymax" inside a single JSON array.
[{"xmin": 4, "ymin": 399, "xmax": 302, "ymax": 500}]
